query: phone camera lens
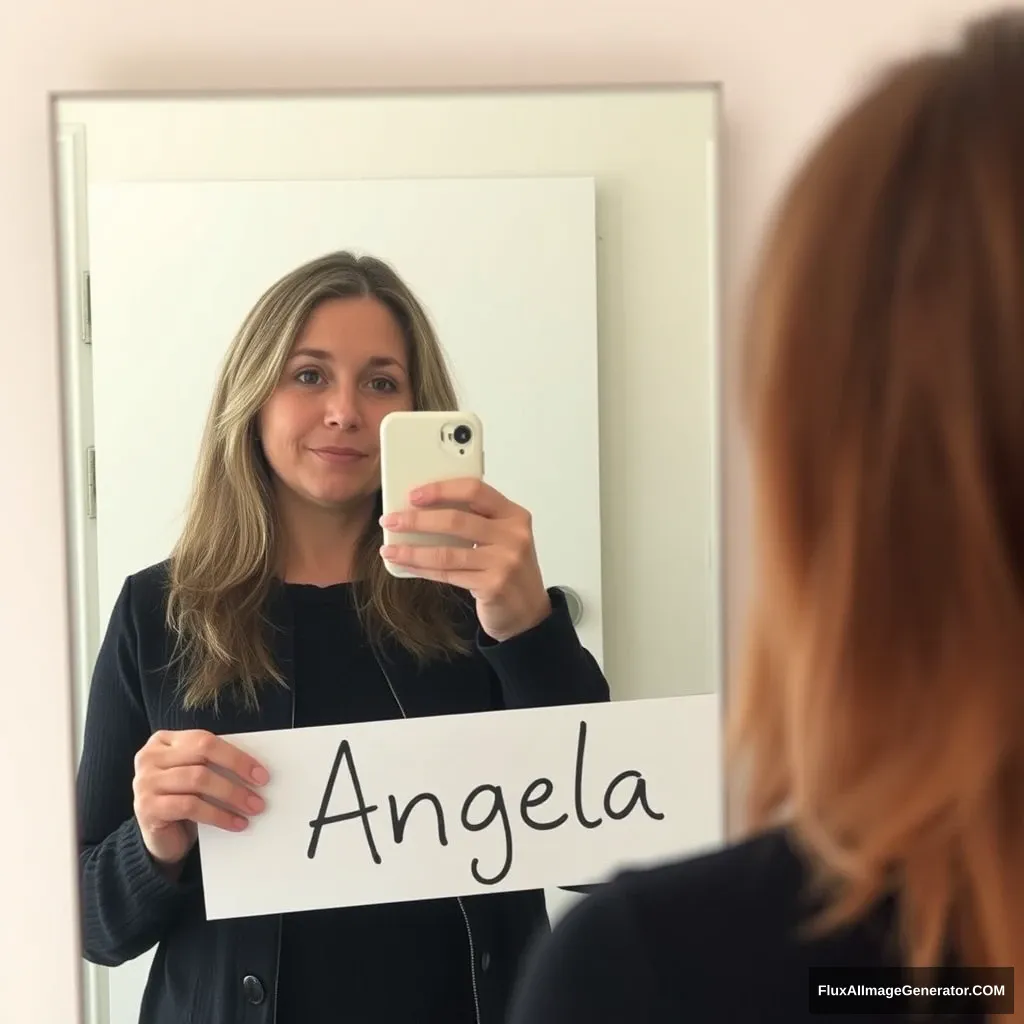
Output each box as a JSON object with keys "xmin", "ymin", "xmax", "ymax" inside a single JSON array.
[{"xmin": 453, "ymin": 424, "xmax": 472, "ymax": 445}]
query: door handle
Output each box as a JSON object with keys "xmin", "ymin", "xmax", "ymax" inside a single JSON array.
[{"xmin": 554, "ymin": 585, "xmax": 584, "ymax": 626}]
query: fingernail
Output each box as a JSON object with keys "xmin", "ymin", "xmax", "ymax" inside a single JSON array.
[
  {"xmin": 252, "ymin": 765, "xmax": 270, "ymax": 785},
  {"xmin": 380, "ymin": 545, "xmax": 396, "ymax": 559},
  {"xmin": 247, "ymin": 792, "xmax": 265, "ymax": 813},
  {"xmin": 379, "ymin": 513, "xmax": 398, "ymax": 527},
  {"xmin": 409, "ymin": 488, "xmax": 425, "ymax": 503}
]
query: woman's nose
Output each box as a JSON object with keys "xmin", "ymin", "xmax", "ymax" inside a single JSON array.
[{"xmin": 323, "ymin": 384, "xmax": 362, "ymax": 429}]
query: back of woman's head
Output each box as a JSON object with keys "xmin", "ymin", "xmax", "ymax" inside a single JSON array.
[{"xmin": 729, "ymin": 8, "xmax": 1024, "ymax": 982}]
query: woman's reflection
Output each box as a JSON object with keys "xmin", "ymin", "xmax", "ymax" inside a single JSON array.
[{"xmin": 75, "ymin": 250, "xmax": 609, "ymax": 1024}]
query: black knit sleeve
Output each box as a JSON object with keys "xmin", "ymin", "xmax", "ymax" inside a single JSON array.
[
  {"xmin": 76, "ymin": 574, "xmax": 199, "ymax": 966},
  {"xmin": 476, "ymin": 586, "xmax": 611, "ymax": 709}
]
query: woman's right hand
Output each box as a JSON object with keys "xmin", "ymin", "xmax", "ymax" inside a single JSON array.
[{"xmin": 132, "ymin": 729, "xmax": 270, "ymax": 871}]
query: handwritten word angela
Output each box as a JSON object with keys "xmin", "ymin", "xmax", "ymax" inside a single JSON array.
[{"xmin": 306, "ymin": 720, "xmax": 665, "ymax": 886}]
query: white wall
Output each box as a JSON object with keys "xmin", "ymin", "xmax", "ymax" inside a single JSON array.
[{"xmin": 0, "ymin": 2, "xmax": 992, "ymax": 1023}]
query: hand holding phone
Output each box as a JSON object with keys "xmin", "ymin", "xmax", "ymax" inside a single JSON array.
[{"xmin": 378, "ymin": 410, "xmax": 552, "ymax": 640}]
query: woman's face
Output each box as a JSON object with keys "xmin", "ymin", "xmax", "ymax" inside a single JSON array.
[{"xmin": 257, "ymin": 296, "xmax": 413, "ymax": 512}]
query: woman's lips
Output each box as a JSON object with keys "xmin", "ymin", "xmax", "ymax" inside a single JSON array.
[{"xmin": 312, "ymin": 447, "xmax": 368, "ymax": 464}]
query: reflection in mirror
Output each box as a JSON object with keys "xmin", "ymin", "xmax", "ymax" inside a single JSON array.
[{"xmin": 52, "ymin": 85, "xmax": 721, "ymax": 1024}]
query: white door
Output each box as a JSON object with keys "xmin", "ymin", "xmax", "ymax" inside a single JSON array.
[{"xmin": 82, "ymin": 177, "xmax": 604, "ymax": 1024}]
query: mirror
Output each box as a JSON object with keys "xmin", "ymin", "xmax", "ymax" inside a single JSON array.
[{"xmin": 52, "ymin": 84, "xmax": 722, "ymax": 1024}]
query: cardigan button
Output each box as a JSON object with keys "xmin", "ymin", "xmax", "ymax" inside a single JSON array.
[
  {"xmin": 242, "ymin": 975, "xmax": 266, "ymax": 1005},
  {"xmin": 480, "ymin": 951, "xmax": 491, "ymax": 972}
]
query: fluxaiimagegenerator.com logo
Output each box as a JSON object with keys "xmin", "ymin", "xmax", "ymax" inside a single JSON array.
[{"xmin": 808, "ymin": 967, "xmax": 1014, "ymax": 1015}]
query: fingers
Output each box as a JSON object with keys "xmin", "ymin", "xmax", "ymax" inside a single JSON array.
[
  {"xmin": 379, "ymin": 506, "xmax": 495, "ymax": 545},
  {"xmin": 380, "ymin": 539, "xmax": 484, "ymax": 578},
  {"xmin": 379, "ymin": 541, "xmax": 531, "ymax": 598},
  {"xmin": 136, "ymin": 790, "xmax": 250, "ymax": 833},
  {"xmin": 150, "ymin": 764, "xmax": 265, "ymax": 818},
  {"xmin": 408, "ymin": 478, "xmax": 515, "ymax": 518},
  {"xmin": 133, "ymin": 729, "xmax": 270, "ymax": 834},
  {"xmin": 141, "ymin": 729, "xmax": 270, "ymax": 786}
]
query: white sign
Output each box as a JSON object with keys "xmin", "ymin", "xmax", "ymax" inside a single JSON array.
[{"xmin": 197, "ymin": 695, "xmax": 721, "ymax": 920}]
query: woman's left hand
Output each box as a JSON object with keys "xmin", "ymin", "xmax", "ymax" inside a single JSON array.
[{"xmin": 379, "ymin": 478, "xmax": 552, "ymax": 642}]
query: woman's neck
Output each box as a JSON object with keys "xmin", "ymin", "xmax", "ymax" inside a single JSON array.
[{"xmin": 276, "ymin": 492, "xmax": 376, "ymax": 586}]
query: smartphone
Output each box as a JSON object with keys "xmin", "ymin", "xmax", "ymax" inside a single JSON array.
[{"xmin": 379, "ymin": 410, "xmax": 485, "ymax": 579}]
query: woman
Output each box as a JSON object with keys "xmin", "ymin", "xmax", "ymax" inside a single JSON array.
[
  {"xmin": 508, "ymin": 10, "xmax": 1024, "ymax": 1024},
  {"xmin": 75, "ymin": 250, "xmax": 610, "ymax": 1024}
]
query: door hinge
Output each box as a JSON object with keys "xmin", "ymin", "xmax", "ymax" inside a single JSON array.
[
  {"xmin": 85, "ymin": 446, "xmax": 97, "ymax": 519},
  {"xmin": 81, "ymin": 271, "xmax": 92, "ymax": 345}
]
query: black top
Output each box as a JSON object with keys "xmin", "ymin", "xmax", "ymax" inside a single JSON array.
[
  {"xmin": 75, "ymin": 560, "xmax": 610, "ymax": 1024},
  {"xmin": 508, "ymin": 827, "xmax": 989, "ymax": 1024},
  {"xmin": 276, "ymin": 581, "xmax": 476, "ymax": 1023}
]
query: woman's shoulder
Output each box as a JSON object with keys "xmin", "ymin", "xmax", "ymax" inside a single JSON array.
[
  {"xmin": 509, "ymin": 827, "xmax": 844, "ymax": 1023},
  {"xmin": 101, "ymin": 559, "xmax": 175, "ymax": 647},
  {"xmin": 125, "ymin": 557, "xmax": 173, "ymax": 596},
  {"xmin": 608, "ymin": 824, "xmax": 807, "ymax": 913},
  {"xmin": 115, "ymin": 558, "xmax": 173, "ymax": 616},
  {"xmin": 561, "ymin": 825, "xmax": 810, "ymax": 958}
]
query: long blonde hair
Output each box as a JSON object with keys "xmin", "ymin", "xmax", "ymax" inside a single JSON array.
[
  {"xmin": 728, "ymin": 8, "xmax": 1024, "ymax": 998},
  {"xmin": 167, "ymin": 251, "xmax": 470, "ymax": 710}
]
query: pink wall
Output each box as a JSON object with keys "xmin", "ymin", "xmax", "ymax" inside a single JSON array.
[{"xmin": 0, "ymin": 0, "xmax": 992, "ymax": 1019}]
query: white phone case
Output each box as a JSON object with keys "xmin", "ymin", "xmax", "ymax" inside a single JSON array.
[{"xmin": 379, "ymin": 410, "xmax": 485, "ymax": 579}]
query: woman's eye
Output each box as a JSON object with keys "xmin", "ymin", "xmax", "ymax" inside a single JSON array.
[
  {"xmin": 295, "ymin": 368, "xmax": 324, "ymax": 385},
  {"xmin": 368, "ymin": 377, "xmax": 398, "ymax": 393}
]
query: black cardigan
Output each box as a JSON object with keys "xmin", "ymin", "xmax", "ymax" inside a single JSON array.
[{"xmin": 76, "ymin": 560, "xmax": 610, "ymax": 1024}]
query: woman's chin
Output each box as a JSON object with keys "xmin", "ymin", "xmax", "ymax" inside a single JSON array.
[
  {"xmin": 310, "ymin": 487, "xmax": 375, "ymax": 512},
  {"xmin": 274, "ymin": 473, "xmax": 377, "ymax": 514}
]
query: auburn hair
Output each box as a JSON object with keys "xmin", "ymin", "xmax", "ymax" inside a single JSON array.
[{"xmin": 728, "ymin": 8, "xmax": 1024, "ymax": 1005}]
